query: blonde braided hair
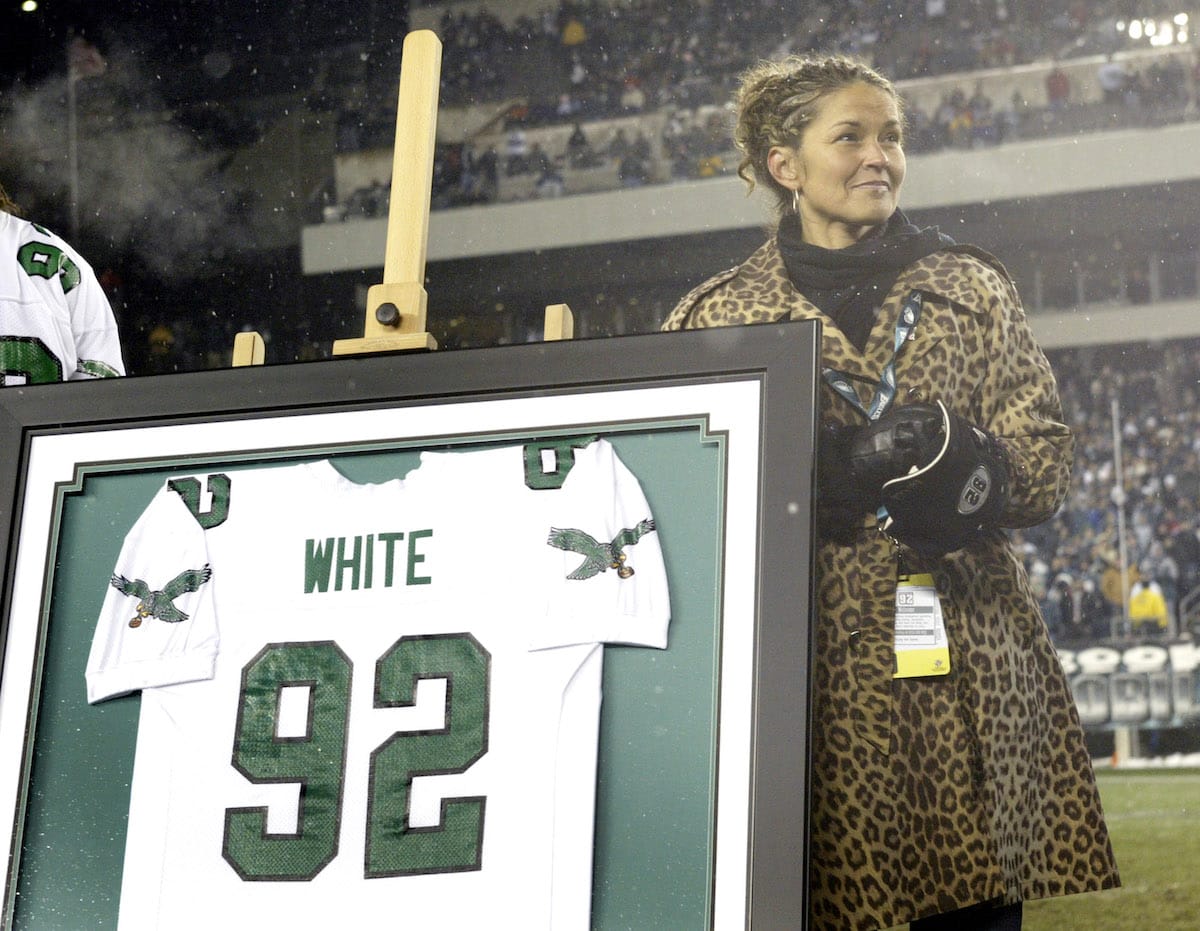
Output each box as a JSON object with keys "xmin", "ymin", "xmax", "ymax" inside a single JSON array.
[{"xmin": 732, "ymin": 54, "xmax": 903, "ymax": 216}]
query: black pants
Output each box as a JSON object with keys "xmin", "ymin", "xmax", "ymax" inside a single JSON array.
[{"xmin": 909, "ymin": 901, "xmax": 1022, "ymax": 930}]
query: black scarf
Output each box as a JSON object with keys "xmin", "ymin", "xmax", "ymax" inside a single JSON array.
[{"xmin": 778, "ymin": 208, "xmax": 953, "ymax": 351}]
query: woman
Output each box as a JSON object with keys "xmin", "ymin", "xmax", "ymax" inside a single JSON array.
[{"xmin": 662, "ymin": 56, "xmax": 1118, "ymax": 931}]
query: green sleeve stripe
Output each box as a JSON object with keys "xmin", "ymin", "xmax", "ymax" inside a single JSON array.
[{"xmin": 76, "ymin": 359, "xmax": 122, "ymax": 378}]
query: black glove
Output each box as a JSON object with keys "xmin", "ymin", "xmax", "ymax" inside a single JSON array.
[
  {"xmin": 815, "ymin": 421, "xmax": 873, "ymax": 545},
  {"xmin": 849, "ymin": 400, "xmax": 1009, "ymax": 555},
  {"xmin": 848, "ymin": 403, "xmax": 945, "ymax": 496}
]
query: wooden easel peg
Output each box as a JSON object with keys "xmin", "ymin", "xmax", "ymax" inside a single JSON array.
[
  {"xmin": 333, "ymin": 30, "xmax": 441, "ymax": 356},
  {"xmin": 232, "ymin": 330, "xmax": 265, "ymax": 366},
  {"xmin": 543, "ymin": 304, "xmax": 574, "ymax": 341}
]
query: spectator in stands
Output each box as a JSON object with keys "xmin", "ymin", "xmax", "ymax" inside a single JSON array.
[
  {"xmin": 456, "ymin": 142, "xmax": 479, "ymax": 202},
  {"xmin": 476, "ymin": 145, "xmax": 500, "ymax": 202},
  {"xmin": 967, "ymin": 79, "xmax": 991, "ymax": 117},
  {"xmin": 1121, "ymin": 67, "xmax": 1148, "ymax": 114},
  {"xmin": 565, "ymin": 121, "xmax": 602, "ymax": 168},
  {"xmin": 947, "ymin": 100, "xmax": 974, "ymax": 148},
  {"xmin": 661, "ymin": 53, "xmax": 1118, "ymax": 931},
  {"xmin": 662, "ymin": 110, "xmax": 696, "ymax": 178},
  {"xmin": 617, "ymin": 149, "xmax": 650, "ymax": 187},
  {"xmin": 620, "ymin": 76, "xmax": 646, "ymax": 113},
  {"xmin": 433, "ymin": 143, "xmax": 463, "ymax": 208},
  {"xmin": 1055, "ymin": 569, "xmax": 1092, "ymax": 643},
  {"xmin": 1143, "ymin": 538, "xmax": 1180, "ymax": 612},
  {"xmin": 565, "ymin": 121, "xmax": 588, "ymax": 154},
  {"xmin": 567, "ymin": 49, "xmax": 587, "ymax": 89},
  {"xmin": 144, "ymin": 321, "xmax": 178, "ymax": 375},
  {"xmin": 932, "ymin": 89, "xmax": 960, "ymax": 147},
  {"xmin": 1045, "ymin": 60, "xmax": 1070, "ymax": 110},
  {"xmin": 1002, "ymin": 89, "xmax": 1027, "ymax": 141},
  {"xmin": 526, "ymin": 141, "xmax": 553, "ymax": 179},
  {"xmin": 560, "ymin": 11, "xmax": 585, "ymax": 48},
  {"xmin": 555, "ymin": 92, "xmax": 579, "ymax": 120},
  {"xmin": 695, "ymin": 153, "xmax": 724, "ymax": 178},
  {"xmin": 1079, "ymin": 574, "xmax": 1113, "ymax": 639},
  {"xmin": 1099, "ymin": 548, "xmax": 1132, "ymax": 629},
  {"xmin": 1129, "ymin": 572, "xmax": 1169, "ymax": 636},
  {"xmin": 505, "ymin": 129, "xmax": 531, "ymax": 176},
  {"xmin": 630, "ymin": 129, "xmax": 652, "ymax": 163},
  {"xmin": 1167, "ymin": 519, "xmax": 1200, "ymax": 602},
  {"xmin": 605, "ymin": 127, "xmax": 631, "ymax": 162},
  {"xmin": 362, "ymin": 180, "xmax": 388, "ymax": 218},
  {"xmin": 967, "ymin": 84, "xmax": 1001, "ymax": 147},
  {"xmin": 1098, "ymin": 54, "xmax": 1130, "ymax": 105}
]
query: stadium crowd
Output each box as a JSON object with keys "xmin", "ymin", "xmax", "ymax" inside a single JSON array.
[
  {"xmin": 1024, "ymin": 340, "xmax": 1200, "ymax": 645},
  {"xmin": 432, "ymin": 0, "xmax": 1184, "ymax": 117},
  {"xmin": 325, "ymin": 0, "xmax": 1200, "ymax": 219}
]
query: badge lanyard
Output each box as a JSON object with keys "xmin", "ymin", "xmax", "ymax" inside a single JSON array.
[
  {"xmin": 820, "ymin": 290, "xmax": 923, "ymax": 424},
  {"xmin": 820, "ymin": 290, "xmax": 923, "ymax": 527}
]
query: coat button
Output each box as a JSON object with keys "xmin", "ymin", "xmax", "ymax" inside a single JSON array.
[
  {"xmin": 906, "ymin": 387, "xmax": 925, "ymax": 401},
  {"xmin": 848, "ymin": 630, "xmax": 862, "ymax": 652}
]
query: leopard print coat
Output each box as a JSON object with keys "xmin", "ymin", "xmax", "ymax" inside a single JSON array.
[{"xmin": 662, "ymin": 236, "xmax": 1119, "ymax": 930}]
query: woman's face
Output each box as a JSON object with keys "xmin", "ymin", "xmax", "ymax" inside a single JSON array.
[{"xmin": 772, "ymin": 82, "xmax": 905, "ymax": 249}]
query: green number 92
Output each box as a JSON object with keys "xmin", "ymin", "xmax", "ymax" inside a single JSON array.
[{"xmin": 223, "ymin": 634, "xmax": 490, "ymax": 882}]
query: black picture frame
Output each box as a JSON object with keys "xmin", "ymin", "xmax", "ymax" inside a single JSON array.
[{"xmin": 0, "ymin": 322, "xmax": 818, "ymax": 929}]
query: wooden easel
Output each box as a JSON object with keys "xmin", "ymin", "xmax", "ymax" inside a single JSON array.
[
  {"xmin": 543, "ymin": 303, "xmax": 573, "ymax": 340},
  {"xmin": 233, "ymin": 29, "xmax": 573, "ymax": 367},
  {"xmin": 332, "ymin": 29, "xmax": 440, "ymax": 356}
]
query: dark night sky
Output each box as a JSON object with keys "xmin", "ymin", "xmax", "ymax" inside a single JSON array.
[
  {"xmin": 0, "ymin": 0, "xmax": 415, "ymax": 310},
  {"xmin": 0, "ymin": 0, "xmax": 411, "ymax": 85}
]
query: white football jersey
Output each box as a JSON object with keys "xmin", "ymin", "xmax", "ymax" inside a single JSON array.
[
  {"xmin": 87, "ymin": 440, "xmax": 669, "ymax": 930},
  {"xmin": 0, "ymin": 210, "xmax": 124, "ymax": 384}
]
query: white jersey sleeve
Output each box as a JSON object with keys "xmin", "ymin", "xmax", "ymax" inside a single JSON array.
[
  {"xmin": 86, "ymin": 481, "xmax": 219, "ymax": 703},
  {"xmin": 0, "ymin": 210, "xmax": 125, "ymax": 384},
  {"xmin": 61, "ymin": 234, "xmax": 125, "ymax": 380},
  {"xmin": 531, "ymin": 438, "xmax": 670, "ymax": 649}
]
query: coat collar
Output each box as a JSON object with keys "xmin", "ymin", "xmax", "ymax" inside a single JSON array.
[{"xmin": 731, "ymin": 237, "xmax": 1004, "ymax": 381}]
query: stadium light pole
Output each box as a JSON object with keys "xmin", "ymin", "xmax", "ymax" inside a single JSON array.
[
  {"xmin": 1111, "ymin": 395, "xmax": 1131, "ymax": 638},
  {"xmin": 1110, "ymin": 394, "xmax": 1141, "ymax": 764}
]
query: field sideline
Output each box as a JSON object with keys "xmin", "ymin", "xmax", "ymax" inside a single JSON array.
[
  {"xmin": 890, "ymin": 767, "xmax": 1200, "ymax": 930},
  {"xmin": 1024, "ymin": 767, "xmax": 1199, "ymax": 929}
]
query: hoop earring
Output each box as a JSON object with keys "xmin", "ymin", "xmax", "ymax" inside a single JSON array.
[{"xmin": 792, "ymin": 189, "xmax": 801, "ymax": 215}]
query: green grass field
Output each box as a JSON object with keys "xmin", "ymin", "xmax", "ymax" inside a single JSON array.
[
  {"xmin": 1025, "ymin": 767, "xmax": 1200, "ymax": 930},
  {"xmin": 889, "ymin": 767, "xmax": 1200, "ymax": 930}
]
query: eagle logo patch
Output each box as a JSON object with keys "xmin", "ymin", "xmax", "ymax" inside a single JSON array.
[
  {"xmin": 547, "ymin": 519, "xmax": 656, "ymax": 580},
  {"xmin": 110, "ymin": 565, "xmax": 213, "ymax": 628}
]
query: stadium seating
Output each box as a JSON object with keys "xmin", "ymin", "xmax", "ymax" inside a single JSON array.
[{"xmin": 315, "ymin": 0, "xmax": 1198, "ymax": 217}]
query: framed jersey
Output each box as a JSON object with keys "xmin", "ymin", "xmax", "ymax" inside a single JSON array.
[{"xmin": 0, "ymin": 323, "xmax": 818, "ymax": 929}]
